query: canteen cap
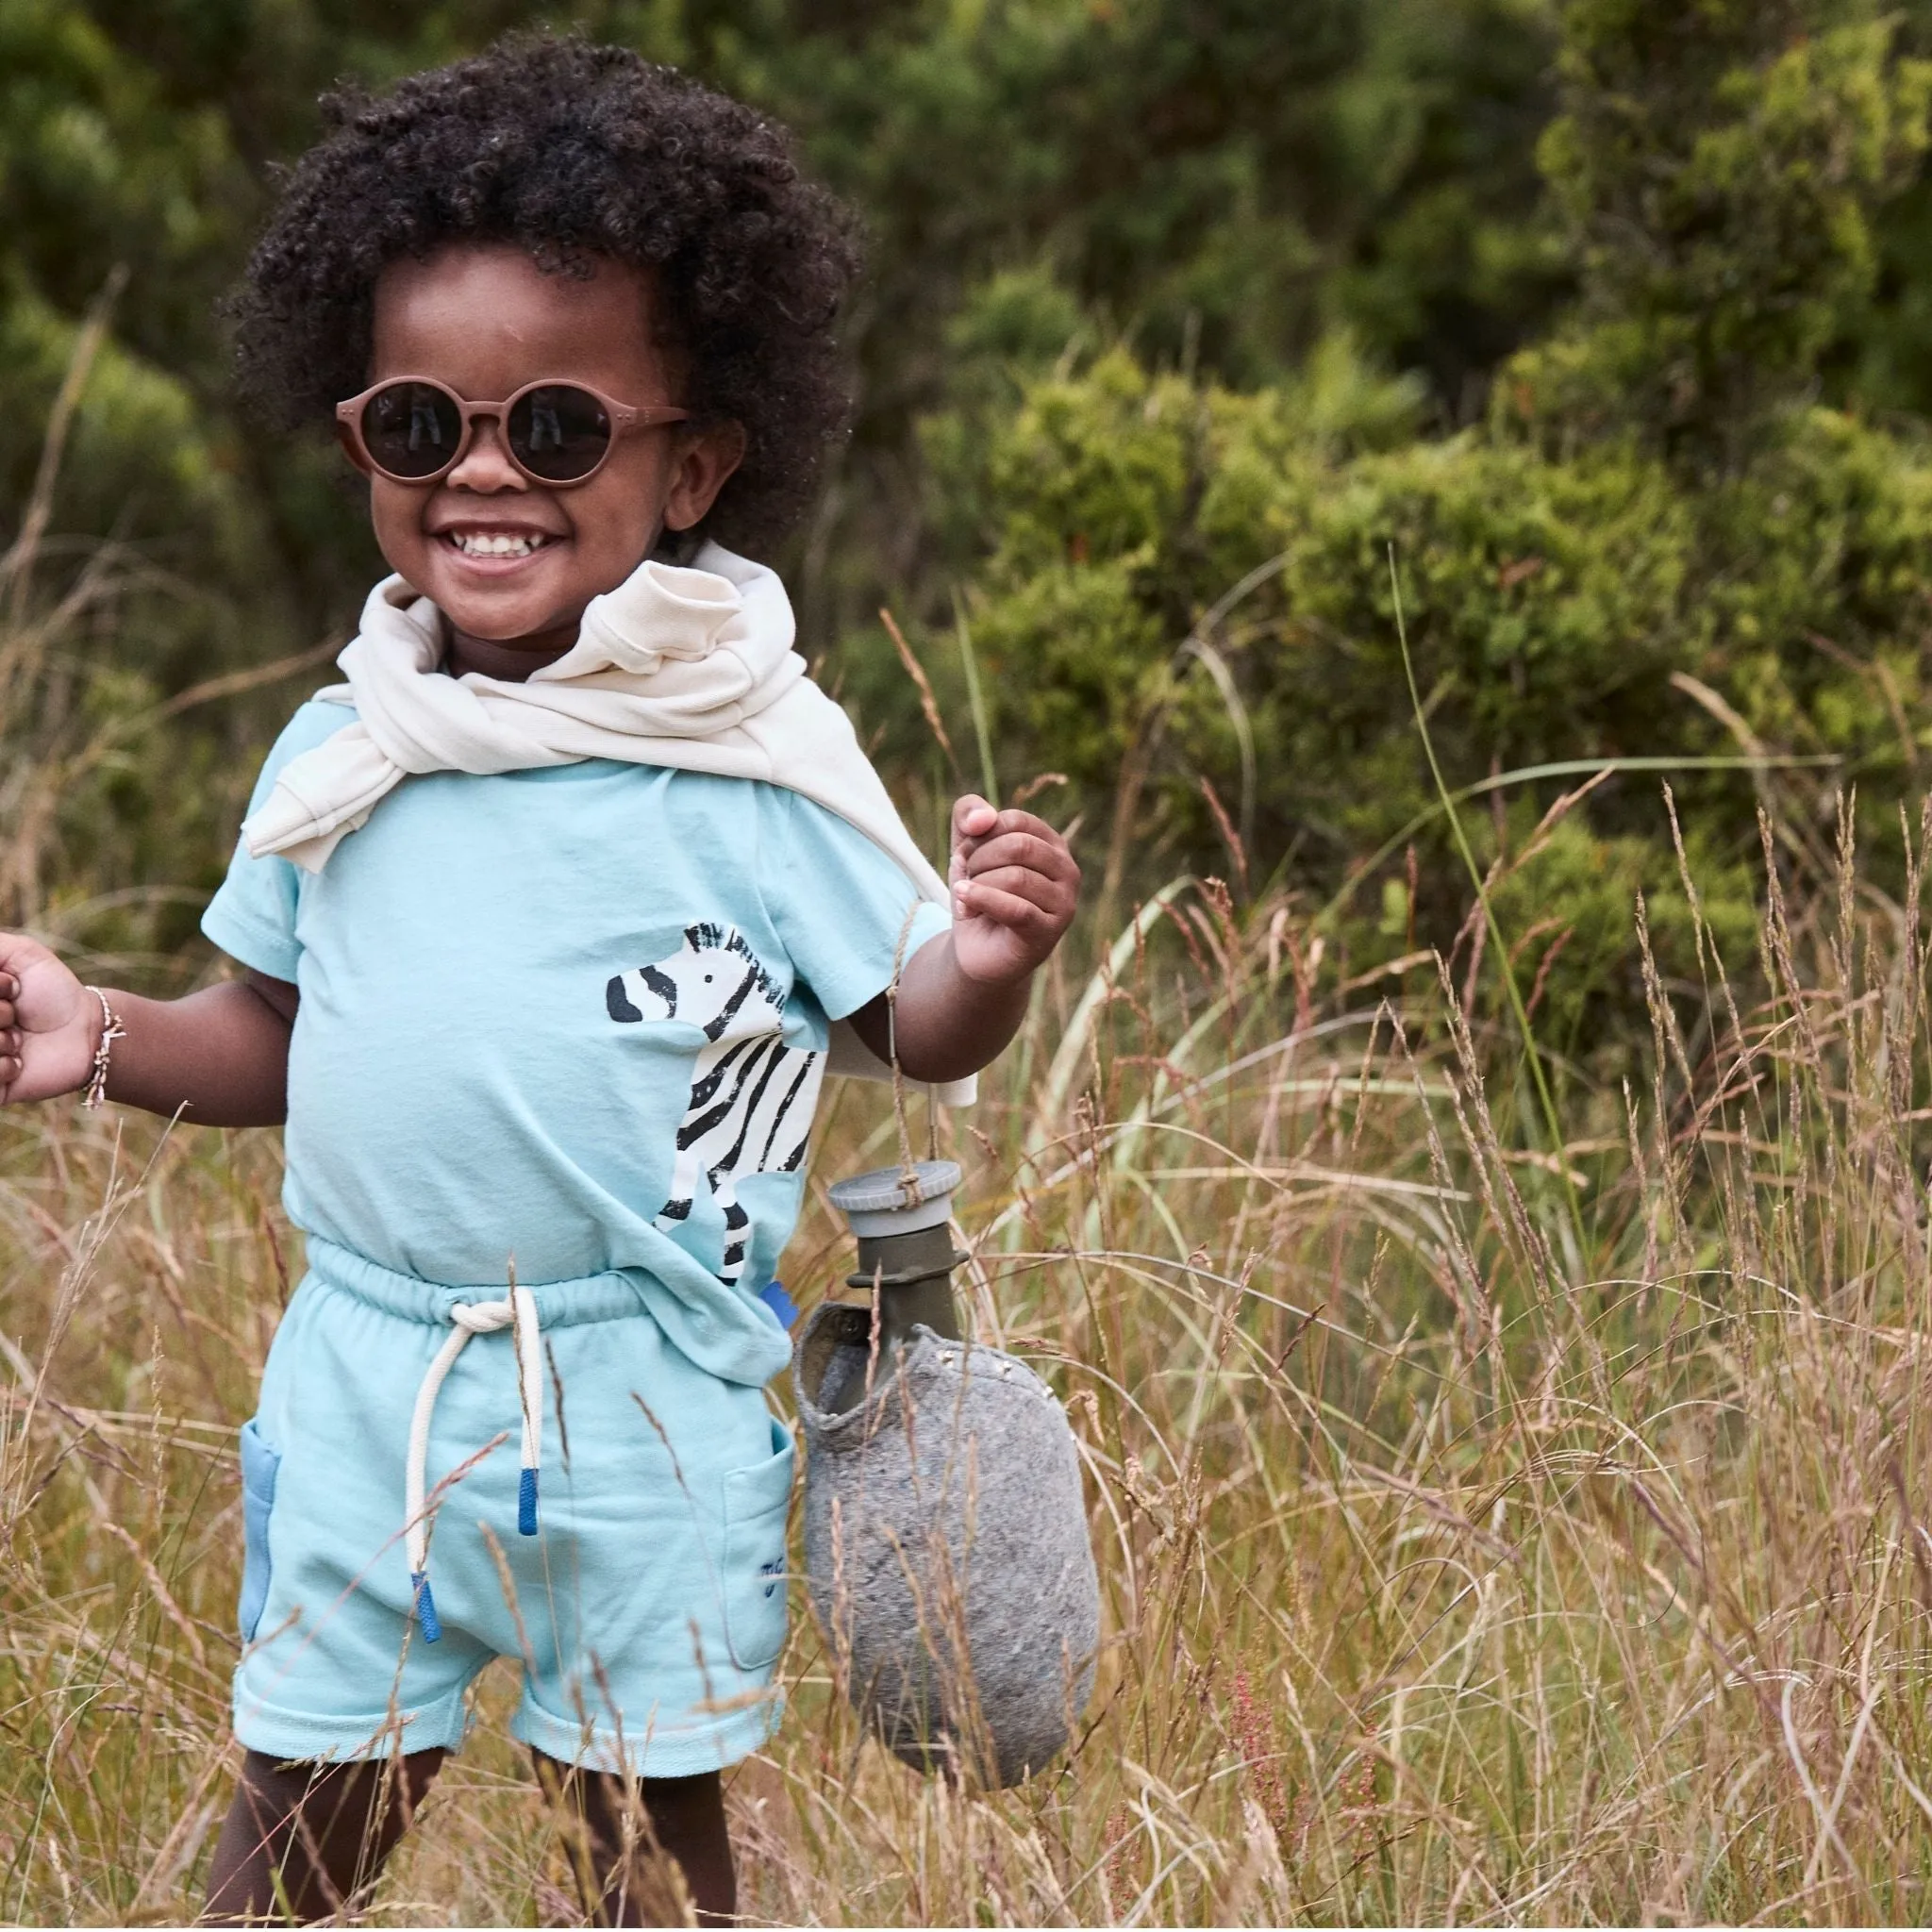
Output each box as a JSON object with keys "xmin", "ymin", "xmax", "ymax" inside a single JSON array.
[{"xmin": 828, "ymin": 1159, "xmax": 961, "ymax": 1238}]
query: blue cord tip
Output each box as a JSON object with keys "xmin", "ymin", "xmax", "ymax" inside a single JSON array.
[
  {"xmin": 411, "ymin": 1571, "xmax": 441, "ymax": 1644},
  {"xmin": 518, "ymin": 1466, "xmax": 539, "ymax": 1537}
]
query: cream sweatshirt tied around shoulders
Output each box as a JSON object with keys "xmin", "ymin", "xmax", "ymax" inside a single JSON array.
[{"xmin": 241, "ymin": 542, "xmax": 973, "ymax": 1105}]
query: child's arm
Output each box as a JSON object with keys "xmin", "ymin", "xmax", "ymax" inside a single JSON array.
[
  {"xmin": 0, "ymin": 933, "xmax": 293, "ymax": 1125},
  {"xmin": 848, "ymin": 795, "xmax": 1080, "ymax": 1085}
]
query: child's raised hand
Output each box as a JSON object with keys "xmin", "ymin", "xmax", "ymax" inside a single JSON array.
[
  {"xmin": 0, "ymin": 934, "xmax": 96, "ymax": 1107},
  {"xmin": 948, "ymin": 793, "xmax": 1080, "ymax": 985}
]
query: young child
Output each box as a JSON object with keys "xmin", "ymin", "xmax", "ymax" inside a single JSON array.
[{"xmin": 0, "ymin": 38, "xmax": 1077, "ymax": 1924}]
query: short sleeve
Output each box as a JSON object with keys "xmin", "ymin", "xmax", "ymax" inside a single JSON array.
[
  {"xmin": 201, "ymin": 701, "xmax": 355, "ymax": 984},
  {"xmin": 760, "ymin": 787, "xmax": 952, "ymax": 1020}
]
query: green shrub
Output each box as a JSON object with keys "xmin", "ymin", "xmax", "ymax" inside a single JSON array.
[
  {"xmin": 869, "ymin": 0, "xmax": 1932, "ymax": 1069},
  {"xmin": 917, "ymin": 328, "xmax": 1932, "ymax": 1058}
]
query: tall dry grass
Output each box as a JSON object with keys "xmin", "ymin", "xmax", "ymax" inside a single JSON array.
[{"xmin": 8, "ymin": 453, "xmax": 1932, "ymax": 1924}]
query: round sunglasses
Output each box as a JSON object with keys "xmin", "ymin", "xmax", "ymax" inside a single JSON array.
[{"xmin": 335, "ymin": 376, "xmax": 691, "ymax": 487}]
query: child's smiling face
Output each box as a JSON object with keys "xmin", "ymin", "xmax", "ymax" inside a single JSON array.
[{"xmin": 358, "ymin": 245, "xmax": 743, "ymax": 675}]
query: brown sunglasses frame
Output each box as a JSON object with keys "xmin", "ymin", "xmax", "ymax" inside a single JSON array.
[{"xmin": 334, "ymin": 376, "xmax": 691, "ymax": 488}]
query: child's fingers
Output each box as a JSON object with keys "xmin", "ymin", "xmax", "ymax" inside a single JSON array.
[
  {"xmin": 951, "ymin": 793, "xmax": 999, "ymax": 844},
  {"xmin": 957, "ymin": 881, "xmax": 1064, "ymax": 941},
  {"xmin": 962, "ymin": 829, "xmax": 1077, "ymax": 884},
  {"xmin": 949, "ymin": 795, "xmax": 997, "ymax": 888},
  {"xmin": 958, "ymin": 864, "xmax": 1075, "ymax": 919},
  {"xmin": 951, "ymin": 801, "xmax": 1066, "ymax": 856},
  {"xmin": 985, "ymin": 808, "xmax": 1065, "ymax": 845}
]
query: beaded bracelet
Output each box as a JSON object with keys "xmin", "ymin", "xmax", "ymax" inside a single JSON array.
[{"xmin": 82, "ymin": 987, "xmax": 125, "ymax": 1110}]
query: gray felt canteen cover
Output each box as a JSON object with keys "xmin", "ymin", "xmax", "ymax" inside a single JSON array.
[{"xmin": 793, "ymin": 1302, "xmax": 1101, "ymax": 1786}]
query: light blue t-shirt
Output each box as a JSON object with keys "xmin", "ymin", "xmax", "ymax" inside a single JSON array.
[{"xmin": 204, "ymin": 700, "xmax": 950, "ymax": 1388}]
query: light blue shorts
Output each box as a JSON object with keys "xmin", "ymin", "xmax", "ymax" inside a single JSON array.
[{"xmin": 232, "ymin": 1237, "xmax": 794, "ymax": 1774}]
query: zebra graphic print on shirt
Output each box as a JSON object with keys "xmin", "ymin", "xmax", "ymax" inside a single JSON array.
[{"xmin": 606, "ymin": 924, "xmax": 825, "ymax": 1284}]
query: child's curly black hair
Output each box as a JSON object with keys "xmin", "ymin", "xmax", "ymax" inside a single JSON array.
[{"xmin": 231, "ymin": 34, "xmax": 860, "ymax": 552}]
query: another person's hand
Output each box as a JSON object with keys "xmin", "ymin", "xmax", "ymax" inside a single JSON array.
[
  {"xmin": 947, "ymin": 793, "xmax": 1080, "ymax": 985},
  {"xmin": 0, "ymin": 934, "xmax": 97, "ymax": 1106}
]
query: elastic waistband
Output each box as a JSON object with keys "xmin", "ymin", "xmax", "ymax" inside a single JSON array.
[{"xmin": 302, "ymin": 1235, "xmax": 651, "ymax": 1328}]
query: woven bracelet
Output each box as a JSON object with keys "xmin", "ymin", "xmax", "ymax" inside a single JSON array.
[{"xmin": 82, "ymin": 987, "xmax": 125, "ymax": 1109}]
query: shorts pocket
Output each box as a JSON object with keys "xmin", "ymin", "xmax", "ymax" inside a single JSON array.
[
  {"xmin": 238, "ymin": 1420, "xmax": 281, "ymax": 1643},
  {"xmin": 721, "ymin": 1416, "xmax": 796, "ymax": 1672}
]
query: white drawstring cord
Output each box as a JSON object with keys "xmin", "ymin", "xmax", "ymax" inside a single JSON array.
[{"xmin": 405, "ymin": 1286, "xmax": 542, "ymax": 1642}]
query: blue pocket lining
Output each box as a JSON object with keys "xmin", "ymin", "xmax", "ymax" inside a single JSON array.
[
  {"xmin": 721, "ymin": 1415, "xmax": 796, "ymax": 1672},
  {"xmin": 238, "ymin": 1419, "xmax": 281, "ymax": 1643}
]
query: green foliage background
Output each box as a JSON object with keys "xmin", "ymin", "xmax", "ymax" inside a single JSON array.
[{"xmin": 9, "ymin": 0, "xmax": 1932, "ymax": 1074}]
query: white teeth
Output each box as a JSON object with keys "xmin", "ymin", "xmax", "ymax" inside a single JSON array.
[{"xmin": 451, "ymin": 532, "xmax": 547, "ymax": 558}]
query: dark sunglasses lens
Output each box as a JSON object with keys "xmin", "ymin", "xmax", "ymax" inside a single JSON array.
[
  {"xmin": 508, "ymin": 385, "xmax": 611, "ymax": 480},
  {"xmin": 361, "ymin": 383, "xmax": 462, "ymax": 479}
]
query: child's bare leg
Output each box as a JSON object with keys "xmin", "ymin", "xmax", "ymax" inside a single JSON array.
[
  {"xmin": 201, "ymin": 1746, "xmax": 446, "ymax": 1924},
  {"xmin": 535, "ymin": 1754, "xmax": 736, "ymax": 1926}
]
